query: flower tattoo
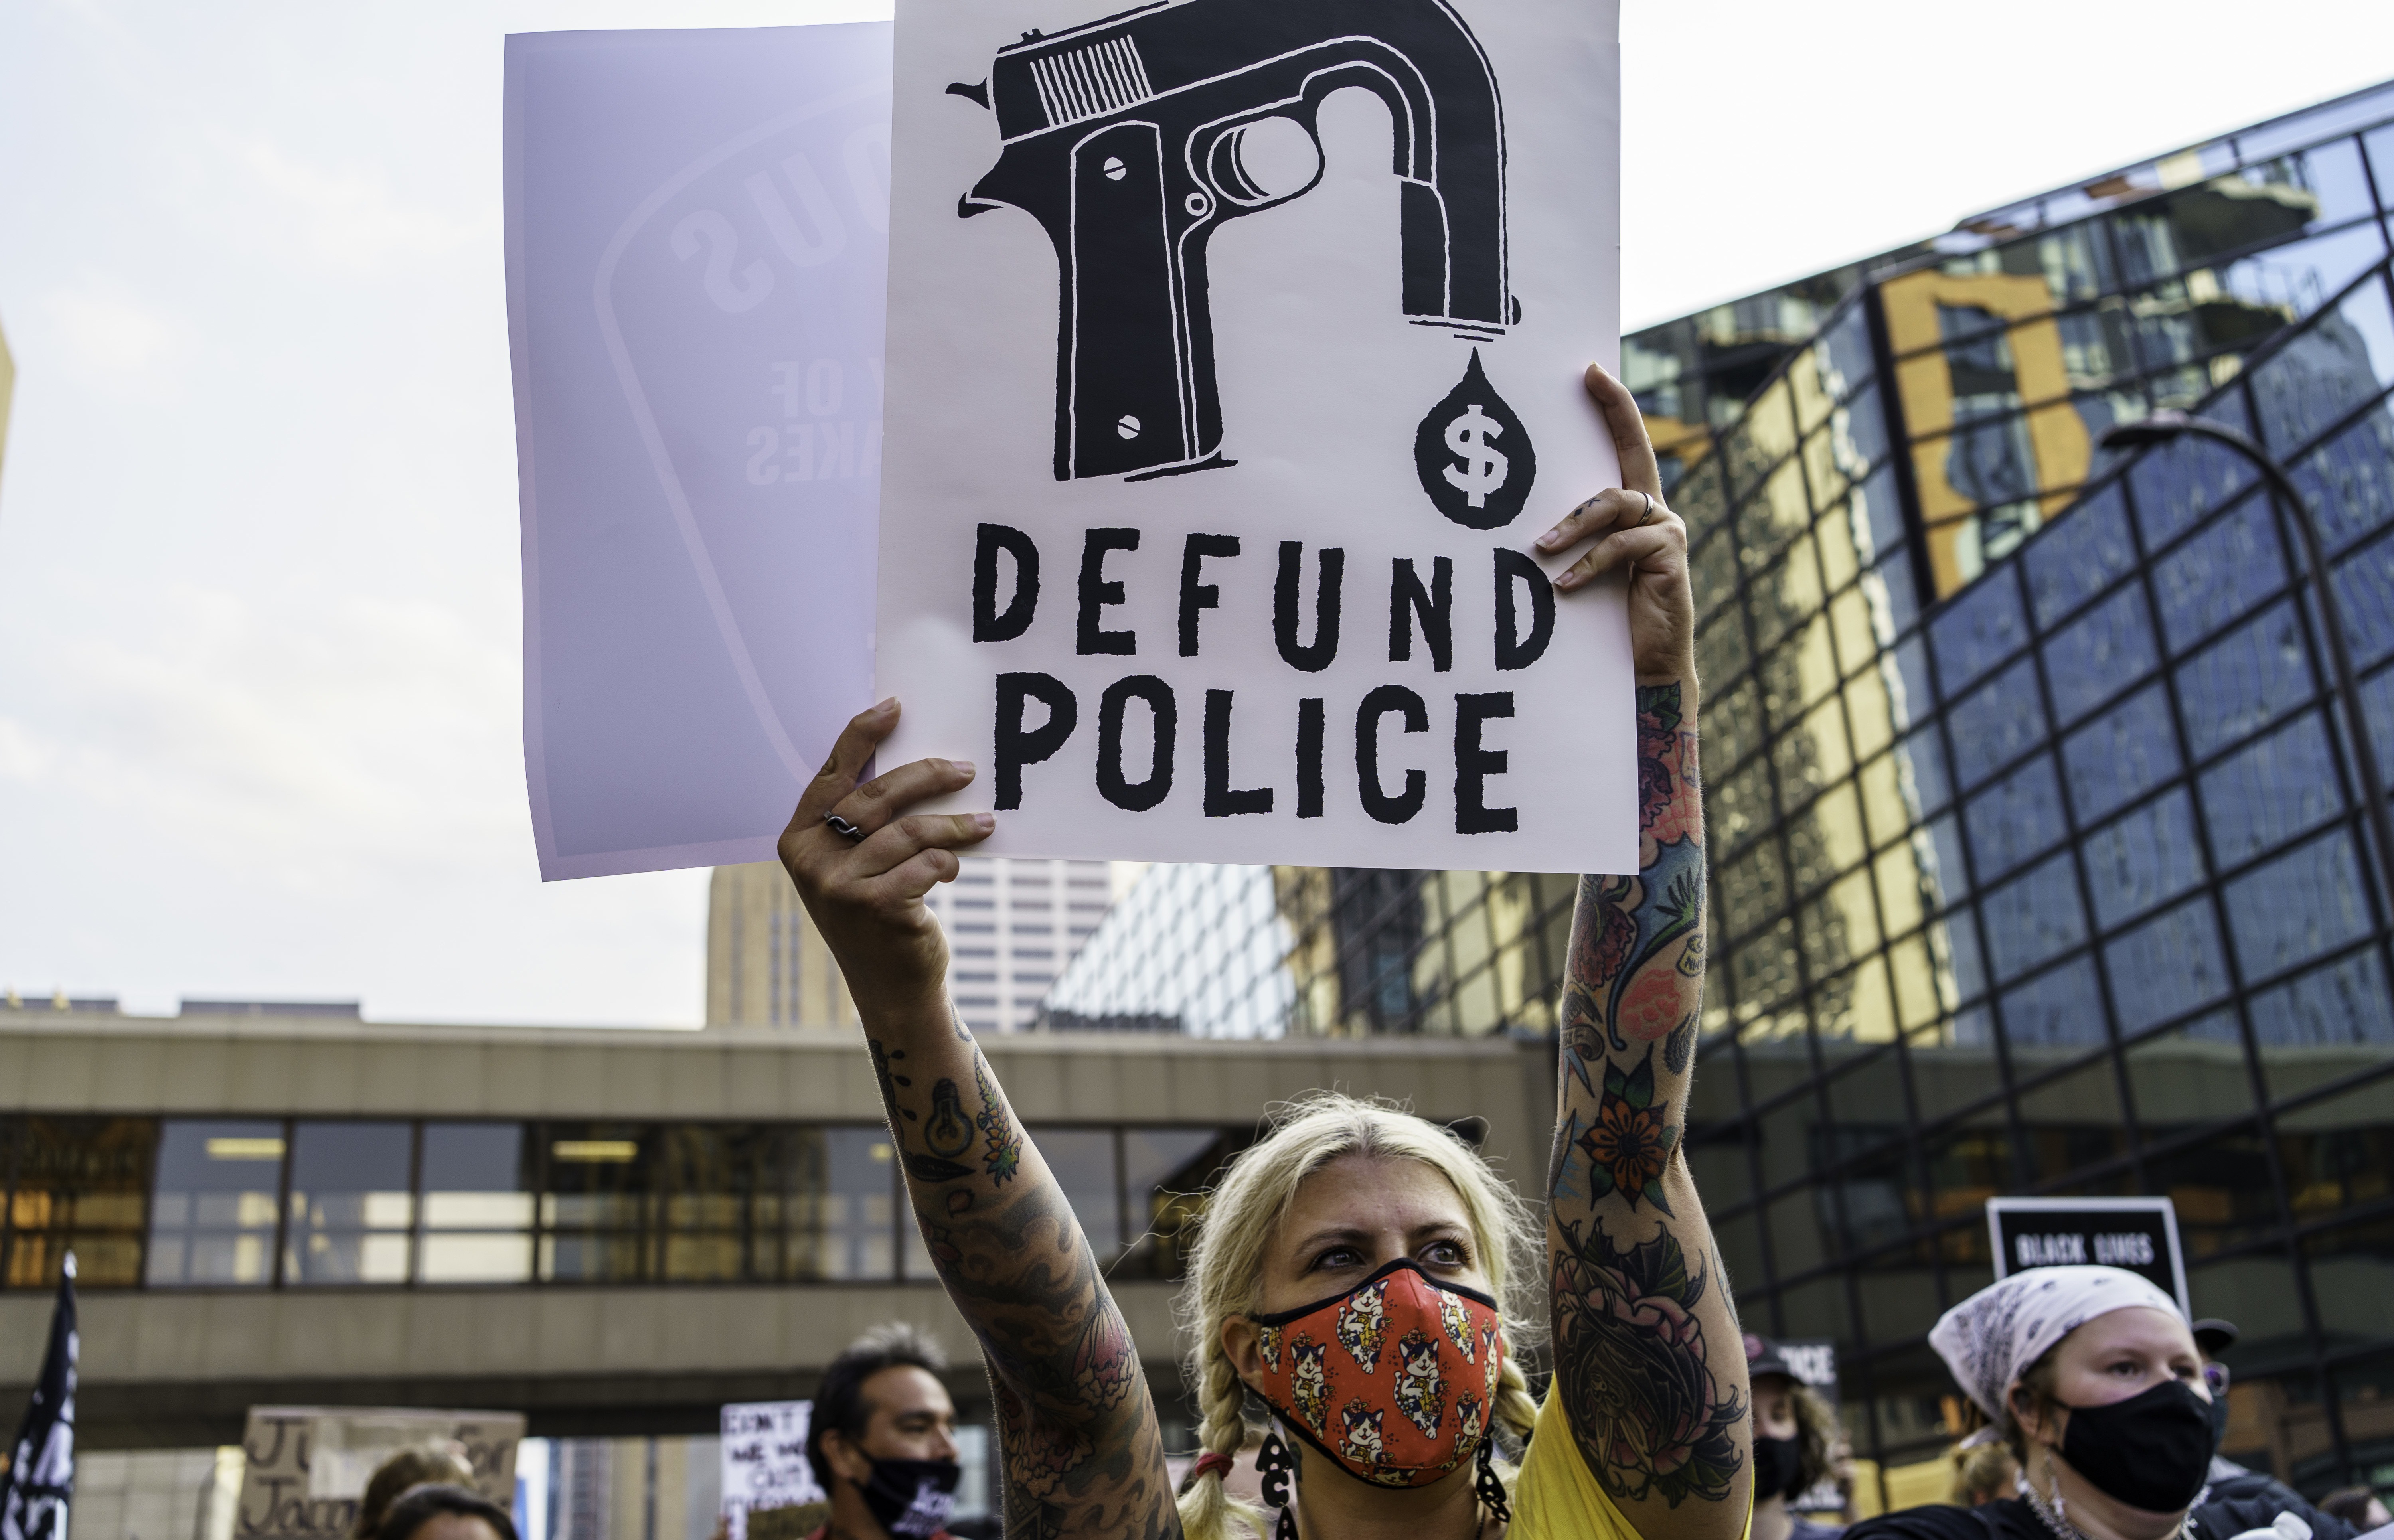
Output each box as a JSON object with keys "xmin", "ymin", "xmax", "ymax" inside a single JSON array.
[
  {"xmin": 975, "ymin": 1053, "xmax": 1023, "ymax": 1185},
  {"xmin": 1551, "ymin": 1218, "xmax": 1744, "ymax": 1507},
  {"xmin": 1574, "ymin": 1043, "xmax": 1679, "ymax": 1214}
]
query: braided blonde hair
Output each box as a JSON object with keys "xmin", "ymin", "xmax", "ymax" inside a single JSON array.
[{"xmin": 1173, "ymin": 1093, "xmax": 1545, "ymax": 1540}]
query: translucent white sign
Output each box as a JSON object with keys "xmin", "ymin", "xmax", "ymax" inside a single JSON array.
[{"xmin": 506, "ymin": 25, "xmax": 891, "ymax": 879}]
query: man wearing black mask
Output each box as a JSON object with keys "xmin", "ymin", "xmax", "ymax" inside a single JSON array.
[{"xmin": 805, "ymin": 1324, "xmax": 969, "ymax": 1540}]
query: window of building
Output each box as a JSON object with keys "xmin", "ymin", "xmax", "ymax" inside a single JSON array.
[
  {"xmin": 4, "ymin": 1116, "xmax": 153, "ymax": 1289},
  {"xmin": 1118, "ymin": 1128, "xmax": 1239, "ymax": 1279},
  {"xmin": 815, "ymin": 1127, "xmax": 896, "ymax": 1281},
  {"xmin": 541, "ymin": 1123, "xmax": 653, "ymax": 1283},
  {"xmin": 148, "ymin": 1120, "xmax": 285, "ymax": 1287},
  {"xmin": 660, "ymin": 1124, "xmax": 798, "ymax": 1284},
  {"xmin": 1027, "ymin": 1128, "xmax": 1121, "ymax": 1259},
  {"xmin": 419, "ymin": 1123, "xmax": 532, "ymax": 1285},
  {"xmin": 285, "ymin": 1121, "xmax": 412, "ymax": 1285},
  {"xmin": 3, "ymin": 1116, "xmax": 1256, "ymax": 1292}
]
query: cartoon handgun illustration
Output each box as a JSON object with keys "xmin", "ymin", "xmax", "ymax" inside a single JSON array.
[{"xmin": 954, "ymin": 0, "xmax": 1512, "ymax": 481}]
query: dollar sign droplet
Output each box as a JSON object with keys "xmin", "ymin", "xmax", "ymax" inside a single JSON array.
[
  {"xmin": 1443, "ymin": 405, "xmax": 1509, "ymax": 509},
  {"xmin": 1414, "ymin": 349, "xmax": 1537, "ymax": 530}
]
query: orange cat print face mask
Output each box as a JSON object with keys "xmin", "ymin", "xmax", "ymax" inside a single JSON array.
[{"xmin": 1244, "ymin": 1258, "xmax": 1507, "ymax": 1488}]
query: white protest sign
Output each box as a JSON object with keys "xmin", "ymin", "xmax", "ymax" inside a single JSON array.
[
  {"xmin": 720, "ymin": 1400, "xmax": 825, "ymax": 1540},
  {"xmin": 233, "ymin": 1406, "xmax": 523, "ymax": 1538},
  {"xmin": 874, "ymin": 0, "xmax": 1633, "ymax": 873},
  {"xmin": 506, "ymin": 25, "xmax": 890, "ymax": 879}
]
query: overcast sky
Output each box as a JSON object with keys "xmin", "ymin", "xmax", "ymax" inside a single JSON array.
[{"xmin": 1, "ymin": 1, "xmax": 2388, "ymax": 1026}]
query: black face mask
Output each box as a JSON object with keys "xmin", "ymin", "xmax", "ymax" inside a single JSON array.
[
  {"xmin": 2056, "ymin": 1380, "xmax": 2215, "ymax": 1514},
  {"xmin": 854, "ymin": 1455, "xmax": 961, "ymax": 1538},
  {"xmin": 1753, "ymin": 1435, "xmax": 1803, "ymax": 1501}
]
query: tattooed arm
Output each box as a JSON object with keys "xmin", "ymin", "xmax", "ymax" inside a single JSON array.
[
  {"xmin": 1534, "ymin": 366, "xmax": 1752, "ymax": 1540},
  {"xmin": 779, "ymin": 707, "xmax": 1181, "ymax": 1540}
]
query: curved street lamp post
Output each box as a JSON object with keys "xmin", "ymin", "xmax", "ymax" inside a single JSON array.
[{"xmin": 2098, "ymin": 409, "xmax": 2394, "ymax": 926}]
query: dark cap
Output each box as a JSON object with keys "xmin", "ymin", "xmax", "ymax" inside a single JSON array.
[
  {"xmin": 2191, "ymin": 1318, "xmax": 2238, "ymax": 1356},
  {"xmin": 1745, "ymin": 1331, "xmax": 1794, "ymax": 1380}
]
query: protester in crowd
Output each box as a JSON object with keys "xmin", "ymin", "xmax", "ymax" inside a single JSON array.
[
  {"xmin": 353, "ymin": 1444, "xmax": 475, "ymax": 1540},
  {"xmin": 779, "ymin": 363, "xmax": 1747, "ymax": 1540},
  {"xmin": 1747, "ymin": 1334, "xmax": 1845, "ymax": 1540},
  {"xmin": 1947, "ymin": 1438, "xmax": 2017, "ymax": 1508},
  {"xmin": 371, "ymin": 1483, "xmax": 517, "ymax": 1540},
  {"xmin": 1842, "ymin": 1266, "xmax": 2357, "ymax": 1540},
  {"xmin": 802, "ymin": 1323, "xmax": 964, "ymax": 1540},
  {"xmin": 2186, "ymin": 1316, "xmax": 2353, "ymax": 1532},
  {"xmin": 2192, "ymin": 1318, "xmax": 2248, "ymax": 1483},
  {"xmin": 2318, "ymin": 1488, "xmax": 2391, "ymax": 1531}
]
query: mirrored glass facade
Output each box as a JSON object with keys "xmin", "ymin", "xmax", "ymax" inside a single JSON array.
[
  {"xmin": 1675, "ymin": 248, "xmax": 2394, "ymax": 1495},
  {"xmin": 1044, "ymin": 85, "xmax": 2394, "ymax": 1495},
  {"xmin": 1630, "ymin": 79, "xmax": 2394, "ymax": 603}
]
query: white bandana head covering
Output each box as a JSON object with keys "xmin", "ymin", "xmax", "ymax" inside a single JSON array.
[{"xmin": 1929, "ymin": 1265, "xmax": 2185, "ymax": 1418}]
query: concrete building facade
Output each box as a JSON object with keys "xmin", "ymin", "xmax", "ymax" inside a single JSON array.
[{"xmin": 0, "ymin": 1010, "xmax": 1549, "ymax": 1452}]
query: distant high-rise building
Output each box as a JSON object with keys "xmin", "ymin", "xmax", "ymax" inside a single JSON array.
[
  {"xmin": 707, "ymin": 857, "xmax": 1124, "ymax": 1029},
  {"xmin": 921, "ymin": 857, "xmax": 1118, "ymax": 1034},
  {"xmin": 705, "ymin": 862, "xmax": 857, "ymax": 1027}
]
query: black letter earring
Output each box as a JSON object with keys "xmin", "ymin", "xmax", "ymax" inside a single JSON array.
[
  {"xmin": 1258, "ymin": 1427, "xmax": 1298, "ymax": 1539},
  {"xmin": 1475, "ymin": 1429, "xmax": 1512, "ymax": 1523}
]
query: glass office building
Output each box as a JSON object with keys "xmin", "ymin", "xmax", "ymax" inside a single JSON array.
[
  {"xmin": 1632, "ymin": 81, "xmax": 2394, "ymax": 600},
  {"xmin": 1048, "ymin": 83, "xmax": 2394, "ymax": 1494}
]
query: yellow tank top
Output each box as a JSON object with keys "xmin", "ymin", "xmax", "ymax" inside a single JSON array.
[{"xmin": 1510, "ymin": 1386, "xmax": 1754, "ymax": 1540}]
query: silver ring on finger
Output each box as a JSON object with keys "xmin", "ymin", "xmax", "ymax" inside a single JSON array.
[
  {"xmin": 824, "ymin": 812, "xmax": 867, "ymax": 842},
  {"xmin": 1639, "ymin": 490, "xmax": 1655, "ymax": 523}
]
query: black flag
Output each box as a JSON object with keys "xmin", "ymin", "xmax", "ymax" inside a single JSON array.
[{"xmin": 1, "ymin": 1253, "xmax": 76, "ymax": 1540}]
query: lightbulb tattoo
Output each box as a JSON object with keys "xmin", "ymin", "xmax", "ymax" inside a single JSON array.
[{"xmin": 865, "ymin": 1032, "xmax": 1172, "ymax": 1540}]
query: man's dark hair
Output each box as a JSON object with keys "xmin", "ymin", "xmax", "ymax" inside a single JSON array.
[
  {"xmin": 373, "ymin": 1483, "xmax": 518, "ymax": 1540},
  {"xmin": 806, "ymin": 1323, "xmax": 950, "ymax": 1492}
]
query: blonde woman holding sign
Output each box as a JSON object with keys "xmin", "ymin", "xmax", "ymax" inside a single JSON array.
[{"xmin": 778, "ymin": 366, "xmax": 1750, "ymax": 1540}]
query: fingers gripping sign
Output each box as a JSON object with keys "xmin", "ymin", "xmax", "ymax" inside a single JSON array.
[
  {"xmin": 1535, "ymin": 363, "xmax": 1696, "ymax": 687},
  {"xmin": 778, "ymin": 698, "xmax": 996, "ymax": 1017}
]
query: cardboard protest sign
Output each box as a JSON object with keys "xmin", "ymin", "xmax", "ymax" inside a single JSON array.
[
  {"xmin": 506, "ymin": 25, "xmax": 891, "ymax": 879},
  {"xmin": 719, "ymin": 1400, "xmax": 826, "ymax": 1540},
  {"xmin": 875, "ymin": 0, "xmax": 1634, "ymax": 872},
  {"xmin": 233, "ymin": 1406, "xmax": 523, "ymax": 1538}
]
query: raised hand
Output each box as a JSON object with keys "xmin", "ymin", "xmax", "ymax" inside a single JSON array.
[
  {"xmin": 1537, "ymin": 363, "xmax": 1696, "ymax": 686},
  {"xmin": 1537, "ymin": 363, "xmax": 1749, "ymax": 1540},
  {"xmin": 775, "ymin": 701, "xmax": 1182, "ymax": 1540},
  {"xmin": 776, "ymin": 698, "xmax": 988, "ymax": 1018}
]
